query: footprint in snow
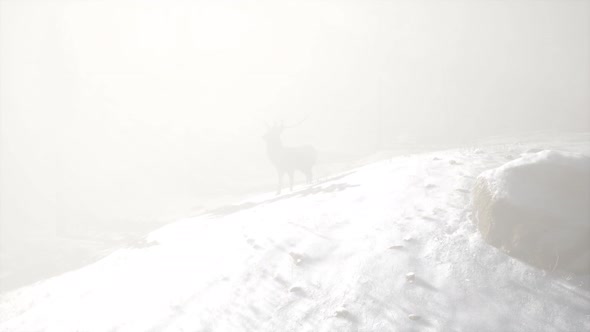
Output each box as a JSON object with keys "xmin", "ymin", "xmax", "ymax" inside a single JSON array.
[
  {"xmin": 403, "ymin": 236, "xmax": 415, "ymax": 242},
  {"xmin": 245, "ymin": 238, "xmax": 263, "ymax": 250},
  {"xmin": 333, "ymin": 306, "xmax": 358, "ymax": 323},
  {"xmin": 288, "ymin": 285, "xmax": 305, "ymax": 296},
  {"xmin": 408, "ymin": 313, "xmax": 420, "ymax": 320},
  {"xmin": 273, "ymin": 273, "xmax": 288, "ymax": 286},
  {"xmin": 289, "ymin": 252, "xmax": 304, "ymax": 265},
  {"xmin": 388, "ymin": 244, "xmax": 404, "ymax": 250}
]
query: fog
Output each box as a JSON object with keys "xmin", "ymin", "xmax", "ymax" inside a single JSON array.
[{"xmin": 0, "ymin": 0, "xmax": 589, "ymax": 274}]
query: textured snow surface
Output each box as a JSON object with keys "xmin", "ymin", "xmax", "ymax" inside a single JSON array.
[
  {"xmin": 1, "ymin": 135, "xmax": 589, "ymax": 332},
  {"xmin": 476, "ymin": 150, "xmax": 590, "ymax": 220},
  {"xmin": 473, "ymin": 150, "xmax": 590, "ymax": 273}
]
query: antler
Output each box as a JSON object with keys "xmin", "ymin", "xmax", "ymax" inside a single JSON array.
[
  {"xmin": 254, "ymin": 113, "xmax": 273, "ymax": 129},
  {"xmin": 282, "ymin": 114, "xmax": 309, "ymax": 129}
]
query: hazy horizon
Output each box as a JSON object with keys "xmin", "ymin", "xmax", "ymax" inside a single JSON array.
[{"xmin": 1, "ymin": 0, "xmax": 589, "ymax": 241}]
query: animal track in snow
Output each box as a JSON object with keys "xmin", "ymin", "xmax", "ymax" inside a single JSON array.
[{"xmin": 289, "ymin": 252, "xmax": 304, "ymax": 265}]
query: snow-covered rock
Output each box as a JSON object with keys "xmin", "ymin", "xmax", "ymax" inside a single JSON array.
[{"xmin": 473, "ymin": 150, "xmax": 590, "ymax": 274}]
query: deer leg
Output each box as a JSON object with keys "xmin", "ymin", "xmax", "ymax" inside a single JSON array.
[
  {"xmin": 277, "ymin": 171, "xmax": 283, "ymax": 195},
  {"xmin": 288, "ymin": 171, "xmax": 294, "ymax": 191}
]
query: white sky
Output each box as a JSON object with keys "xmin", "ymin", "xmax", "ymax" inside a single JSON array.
[{"xmin": 1, "ymin": 0, "xmax": 589, "ymax": 236}]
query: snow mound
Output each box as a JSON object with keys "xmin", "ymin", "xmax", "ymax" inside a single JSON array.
[{"xmin": 473, "ymin": 150, "xmax": 590, "ymax": 274}]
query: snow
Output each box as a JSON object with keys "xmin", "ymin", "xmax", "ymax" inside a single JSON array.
[
  {"xmin": 473, "ymin": 150, "xmax": 590, "ymax": 274},
  {"xmin": 1, "ymin": 134, "xmax": 590, "ymax": 331}
]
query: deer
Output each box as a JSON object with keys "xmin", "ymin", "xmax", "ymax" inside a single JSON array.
[{"xmin": 263, "ymin": 119, "xmax": 317, "ymax": 195}]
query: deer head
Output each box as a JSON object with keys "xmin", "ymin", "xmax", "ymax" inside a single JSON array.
[{"xmin": 262, "ymin": 122, "xmax": 284, "ymax": 147}]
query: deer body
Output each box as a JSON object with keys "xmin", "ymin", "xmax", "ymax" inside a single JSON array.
[{"xmin": 264, "ymin": 125, "xmax": 317, "ymax": 195}]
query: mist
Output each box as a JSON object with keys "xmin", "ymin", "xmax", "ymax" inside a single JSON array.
[{"xmin": 1, "ymin": 0, "xmax": 589, "ymax": 290}]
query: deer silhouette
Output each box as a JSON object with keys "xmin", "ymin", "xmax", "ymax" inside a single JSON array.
[{"xmin": 263, "ymin": 120, "xmax": 317, "ymax": 195}]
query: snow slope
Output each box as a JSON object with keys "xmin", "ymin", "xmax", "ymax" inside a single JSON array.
[{"xmin": 1, "ymin": 134, "xmax": 589, "ymax": 332}]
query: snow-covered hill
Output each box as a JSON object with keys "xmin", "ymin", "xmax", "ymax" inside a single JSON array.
[{"xmin": 1, "ymin": 134, "xmax": 589, "ymax": 332}]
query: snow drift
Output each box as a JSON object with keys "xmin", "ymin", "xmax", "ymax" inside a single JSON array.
[
  {"xmin": 1, "ymin": 135, "xmax": 590, "ymax": 332},
  {"xmin": 473, "ymin": 150, "xmax": 590, "ymax": 274}
]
